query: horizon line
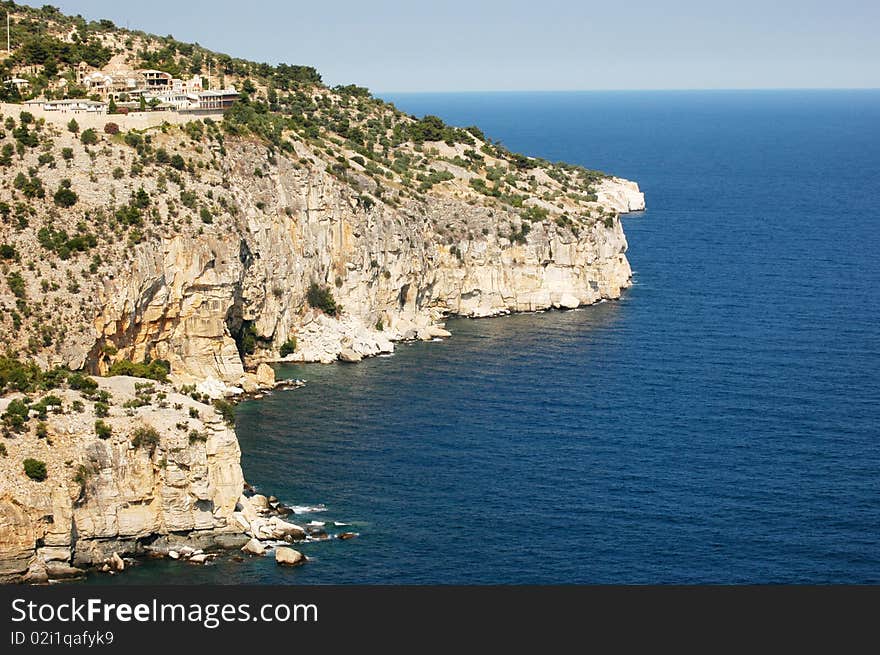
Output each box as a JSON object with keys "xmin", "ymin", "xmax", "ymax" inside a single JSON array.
[{"xmin": 374, "ymin": 87, "xmax": 880, "ymax": 95}]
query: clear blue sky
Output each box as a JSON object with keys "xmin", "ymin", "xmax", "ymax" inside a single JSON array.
[{"xmin": 37, "ymin": 0, "xmax": 880, "ymax": 92}]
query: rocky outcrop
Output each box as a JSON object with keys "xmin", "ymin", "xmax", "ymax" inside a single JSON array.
[
  {"xmin": 86, "ymin": 139, "xmax": 643, "ymax": 384},
  {"xmin": 596, "ymin": 177, "xmax": 647, "ymax": 213},
  {"xmin": 0, "ymin": 377, "xmax": 246, "ymax": 583}
]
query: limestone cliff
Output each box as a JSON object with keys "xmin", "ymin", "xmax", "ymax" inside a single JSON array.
[
  {"xmin": 86, "ymin": 138, "xmax": 643, "ymax": 386},
  {"xmin": 0, "ymin": 377, "xmax": 246, "ymax": 583},
  {"xmin": 0, "ymin": 5, "xmax": 648, "ymax": 583}
]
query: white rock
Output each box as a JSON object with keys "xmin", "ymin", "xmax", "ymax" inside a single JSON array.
[
  {"xmin": 268, "ymin": 517, "xmax": 306, "ymax": 540},
  {"xmin": 196, "ymin": 377, "xmax": 228, "ymax": 399},
  {"xmin": 241, "ymin": 538, "xmax": 266, "ymax": 556},
  {"xmin": 233, "ymin": 512, "xmax": 250, "ymax": 531},
  {"xmin": 559, "ymin": 294, "xmax": 580, "ymax": 309},
  {"xmin": 427, "ymin": 325, "xmax": 452, "ymax": 338},
  {"xmin": 338, "ymin": 348, "xmax": 362, "ymax": 363},
  {"xmin": 250, "ymin": 494, "xmax": 269, "ymax": 510},
  {"xmin": 255, "ymin": 363, "xmax": 275, "ymax": 388},
  {"xmin": 274, "ymin": 547, "xmax": 305, "ymax": 566}
]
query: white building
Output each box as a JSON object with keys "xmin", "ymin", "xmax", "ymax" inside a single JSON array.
[{"xmin": 23, "ymin": 99, "xmax": 108, "ymax": 114}]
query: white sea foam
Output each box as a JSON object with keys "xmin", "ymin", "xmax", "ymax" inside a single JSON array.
[
  {"xmin": 307, "ymin": 520, "xmax": 325, "ymax": 527},
  {"xmin": 289, "ymin": 504, "xmax": 327, "ymax": 514}
]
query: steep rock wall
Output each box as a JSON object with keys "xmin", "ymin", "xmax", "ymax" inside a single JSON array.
[
  {"xmin": 93, "ymin": 140, "xmax": 644, "ymax": 384},
  {"xmin": 0, "ymin": 378, "xmax": 246, "ymax": 583}
]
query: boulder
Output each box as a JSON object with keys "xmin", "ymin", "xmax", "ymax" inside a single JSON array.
[
  {"xmin": 427, "ymin": 325, "xmax": 452, "ymax": 338},
  {"xmin": 109, "ymin": 552, "xmax": 125, "ymax": 571},
  {"xmin": 240, "ymin": 374, "xmax": 259, "ymax": 393},
  {"xmin": 241, "ymin": 538, "xmax": 266, "ymax": 556},
  {"xmin": 338, "ymin": 532, "xmax": 358, "ymax": 540},
  {"xmin": 213, "ymin": 533, "xmax": 250, "ymax": 550},
  {"xmin": 274, "ymin": 547, "xmax": 305, "ymax": 567},
  {"xmin": 338, "ymin": 348, "xmax": 362, "ymax": 363},
  {"xmin": 249, "ymin": 494, "xmax": 270, "ymax": 511},
  {"xmin": 255, "ymin": 363, "xmax": 275, "ymax": 388},
  {"xmin": 268, "ymin": 517, "xmax": 306, "ymax": 540},
  {"xmin": 188, "ymin": 553, "xmax": 208, "ymax": 564}
]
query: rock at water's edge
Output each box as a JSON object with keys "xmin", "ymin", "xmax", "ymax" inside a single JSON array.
[
  {"xmin": 338, "ymin": 348, "xmax": 362, "ymax": 363},
  {"xmin": 275, "ymin": 547, "xmax": 305, "ymax": 567}
]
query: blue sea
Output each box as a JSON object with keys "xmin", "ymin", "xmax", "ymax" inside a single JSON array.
[{"xmin": 93, "ymin": 90, "xmax": 880, "ymax": 584}]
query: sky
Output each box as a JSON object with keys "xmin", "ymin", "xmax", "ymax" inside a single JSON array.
[{"xmin": 35, "ymin": 0, "xmax": 880, "ymax": 92}]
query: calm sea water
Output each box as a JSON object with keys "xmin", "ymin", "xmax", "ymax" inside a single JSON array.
[{"xmin": 93, "ymin": 90, "xmax": 880, "ymax": 584}]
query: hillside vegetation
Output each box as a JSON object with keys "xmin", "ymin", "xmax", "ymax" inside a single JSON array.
[{"xmin": 0, "ymin": 1, "xmax": 626, "ymax": 377}]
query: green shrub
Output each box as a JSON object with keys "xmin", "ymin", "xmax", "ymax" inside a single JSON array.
[
  {"xmin": 279, "ymin": 338, "xmax": 296, "ymax": 357},
  {"xmin": 188, "ymin": 429, "xmax": 207, "ymax": 443},
  {"xmin": 94, "ymin": 419, "xmax": 112, "ymax": 439},
  {"xmin": 80, "ymin": 128, "xmax": 98, "ymax": 145},
  {"xmin": 0, "ymin": 243, "xmax": 17, "ymax": 259},
  {"xmin": 67, "ymin": 373, "xmax": 98, "ymax": 392},
  {"xmin": 73, "ymin": 464, "xmax": 91, "ymax": 490},
  {"xmin": 522, "ymin": 205, "xmax": 549, "ymax": 222},
  {"xmin": 2, "ymin": 398, "xmax": 30, "ymax": 432},
  {"xmin": 131, "ymin": 425, "xmax": 160, "ymax": 450},
  {"xmin": 213, "ymin": 399, "xmax": 235, "ymax": 425},
  {"xmin": 23, "ymin": 458, "xmax": 47, "ymax": 481},
  {"xmin": 0, "ymin": 443, "xmax": 6, "ymax": 456},
  {"xmin": 188, "ymin": 406, "xmax": 200, "ymax": 419},
  {"xmin": 94, "ymin": 402, "xmax": 110, "ymax": 418},
  {"xmin": 170, "ymin": 154, "xmax": 185, "ymax": 170},
  {"xmin": 123, "ymin": 131, "xmax": 142, "ymax": 148},
  {"xmin": 53, "ymin": 181, "xmax": 78, "ymax": 207},
  {"xmin": 13, "ymin": 171, "xmax": 44, "ymax": 199},
  {"xmin": 35, "ymin": 421, "xmax": 48, "ymax": 439},
  {"xmin": 106, "ymin": 359, "xmax": 170, "ymax": 383},
  {"xmin": 0, "ymin": 356, "xmax": 42, "ymax": 393},
  {"xmin": 67, "ymin": 118, "xmax": 79, "ymax": 134},
  {"xmin": 306, "ymin": 282, "xmax": 340, "ymax": 316},
  {"xmin": 7, "ymin": 271, "xmax": 26, "ymax": 298}
]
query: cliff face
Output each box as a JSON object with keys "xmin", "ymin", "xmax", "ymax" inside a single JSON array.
[
  {"xmin": 91, "ymin": 139, "xmax": 644, "ymax": 386},
  {"xmin": 0, "ymin": 377, "xmax": 246, "ymax": 583}
]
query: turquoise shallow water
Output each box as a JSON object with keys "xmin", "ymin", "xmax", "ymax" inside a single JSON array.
[{"xmin": 91, "ymin": 90, "xmax": 880, "ymax": 584}]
